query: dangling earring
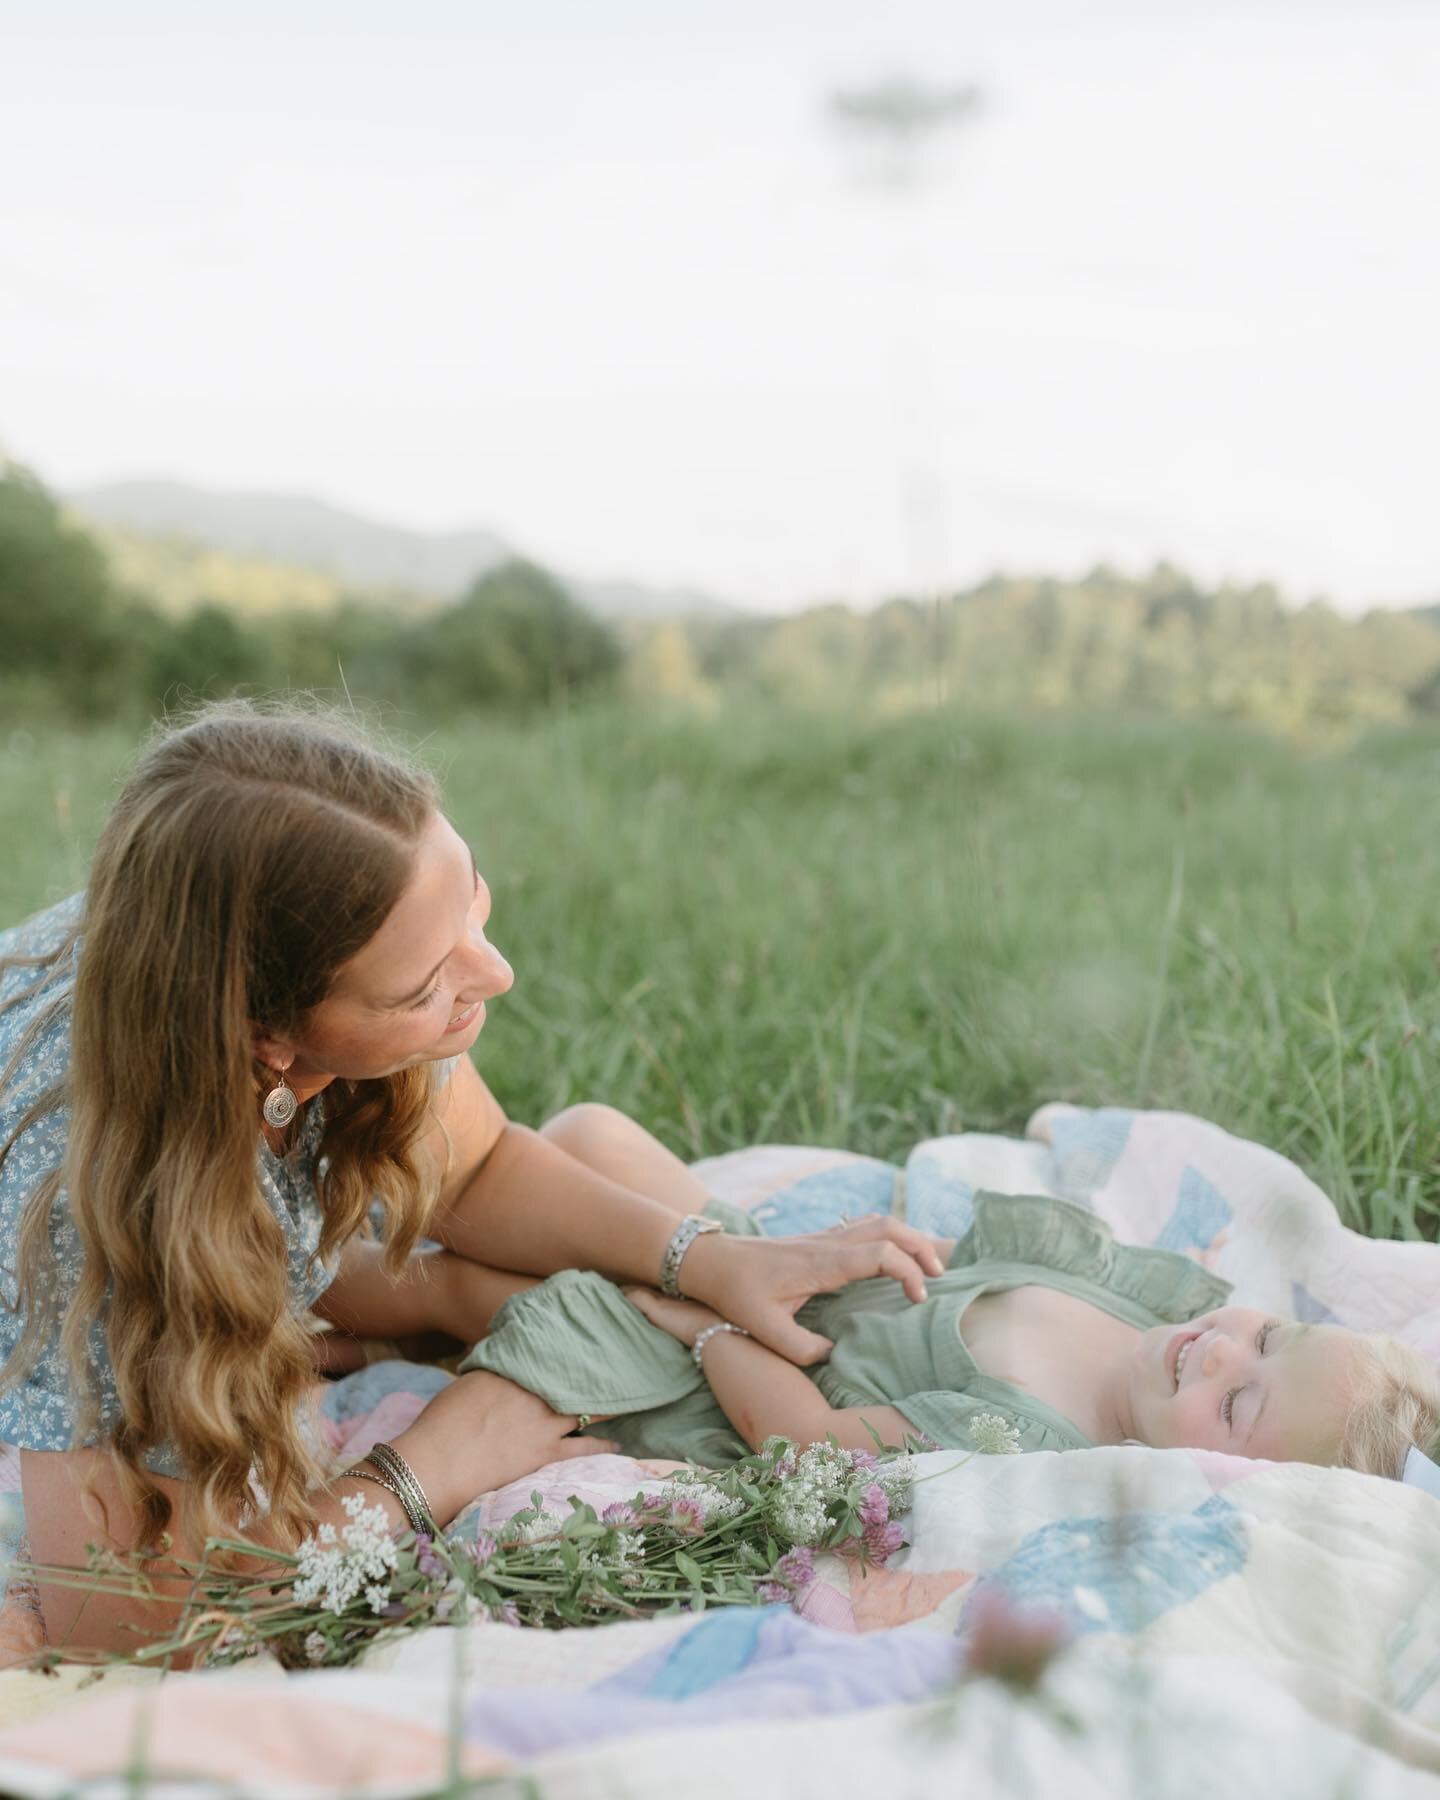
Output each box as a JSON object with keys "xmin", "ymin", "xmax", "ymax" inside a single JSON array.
[{"xmin": 262, "ymin": 1066, "xmax": 299, "ymax": 1129}]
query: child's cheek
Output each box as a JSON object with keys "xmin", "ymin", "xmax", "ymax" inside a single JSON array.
[{"xmin": 1181, "ymin": 1395, "xmax": 1221, "ymax": 1449}]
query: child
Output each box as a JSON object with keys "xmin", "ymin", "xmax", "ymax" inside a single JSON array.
[{"xmin": 462, "ymin": 1190, "xmax": 1440, "ymax": 1477}]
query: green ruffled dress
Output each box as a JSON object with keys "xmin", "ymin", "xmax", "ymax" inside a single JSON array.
[{"xmin": 459, "ymin": 1190, "xmax": 1233, "ymax": 1465}]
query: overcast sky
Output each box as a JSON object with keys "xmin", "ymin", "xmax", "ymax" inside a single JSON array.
[{"xmin": 2, "ymin": 0, "xmax": 1437, "ymax": 613}]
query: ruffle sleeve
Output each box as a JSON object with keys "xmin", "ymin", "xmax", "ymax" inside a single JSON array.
[{"xmin": 949, "ymin": 1191, "xmax": 1232, "ymax": 1324}]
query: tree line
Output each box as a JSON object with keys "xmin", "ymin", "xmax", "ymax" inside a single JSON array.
[
  {"xmin": 5, "ymin": 457, "xmax": 1440, "ymax": 735},
  {"xmin": 0, "ymin": 461, "xmax": 622, "ymax": 721}
]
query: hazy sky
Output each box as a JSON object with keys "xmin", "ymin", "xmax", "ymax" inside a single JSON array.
[{"xmin": 3, "ymin": 1, "xmax": 1437, "ymax": 612}]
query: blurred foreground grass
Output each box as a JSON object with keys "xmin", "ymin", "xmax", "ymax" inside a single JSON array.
[{"xmin": 5, "ymin": 702, "xmax": 1440, "ymax": 1241}]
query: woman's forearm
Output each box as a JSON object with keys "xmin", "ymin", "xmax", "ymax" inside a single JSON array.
[
  {"xmin": 313, "ymin": 1240, "xmax": 535, "ymax": 1343},
  {"xmin": 305, "ymin": 1368, "xmax": 595, "ymax": 1541},
  {"xmin": 25, "ymin": 1369, "xmax": 586, "ymax": 1659},
  {"xmin": 431, "ymin": 1121, "xmax": 943, "ymax": 1370},
  {"xmin": 429, "ymin": 1121, "xmax": 686, "ymax": 1288}
]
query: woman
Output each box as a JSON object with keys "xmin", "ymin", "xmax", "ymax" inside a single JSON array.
[{"xmin": 0, "ymin": 700, "xmax": 942, "ymax": 1656}]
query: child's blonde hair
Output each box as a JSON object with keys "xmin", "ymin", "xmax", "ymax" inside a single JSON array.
[{"xmin": 1334, "ymin": 1333, "xmax": 1440, "ymax": 1480}]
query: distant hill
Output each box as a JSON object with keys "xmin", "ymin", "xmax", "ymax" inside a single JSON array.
[
  {"xmin": 71, "ymin": 479, "xmax": 510, "ymax": 596},
  {"xmin": 68, "ymin": 478, "xmax": 737, "ymax": 620}
]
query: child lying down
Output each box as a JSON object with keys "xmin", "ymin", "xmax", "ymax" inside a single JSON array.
[{"xmin": 461, "ymin": 1191, "xmax": 1440, "ymax": 1478}]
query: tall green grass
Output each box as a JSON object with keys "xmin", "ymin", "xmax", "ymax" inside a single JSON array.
[{"xmin": 5, "ymin": 703, "xmax": 1440, "ymax": 1240}]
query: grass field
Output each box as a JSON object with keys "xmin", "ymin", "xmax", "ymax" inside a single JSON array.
[{"xmin": 6, "ymin": 701, "xmax": 1440, "ymax": 1243}]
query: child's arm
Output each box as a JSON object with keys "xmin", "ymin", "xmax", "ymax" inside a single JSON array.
[{"xmin": 626, "ymin": 1289, "xmax": 919, "ymax": 1453}]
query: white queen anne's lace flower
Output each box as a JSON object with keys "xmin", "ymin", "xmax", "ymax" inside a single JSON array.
[
  {"xmin": 505, "ymin": 1511, "xmax": 564, "ymax": 1544},
  {"xmin": 292, "ymin": 1493, "xmax": 398, "ymax": 1617},
  {"xmin": 660, "ymin": 1480, "xmax": 744, "ymax": 1523},
  {"xmin": 874, "ymin": 1455, "xmax": 915, "ymax": 1508},
  {"xmin": 771, "ymin": 1442, "xmax": 868, "ymax": 1546},
  {"xmin": 968, "ymin": 1411, "xmax": 1023, "ymax": 1455}
]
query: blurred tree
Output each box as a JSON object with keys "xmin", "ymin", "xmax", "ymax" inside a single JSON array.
[
  {"xmin": 263, "ymin": 600, "xmax": 404, "ymax": 697},
  {"xmin": 0, "ymin": 459, "xmax": 135, "ymax": 712},
  {"xmin": 394, "ymin": 559, "xmax": 621, "ymax": 710},
  {"xmin": 142, "ymin": 602, "xmax": 269, "ymax": 702},
  {"xmin": 628, "ymin": 621, "xmax": 715, "ymax": 709}
]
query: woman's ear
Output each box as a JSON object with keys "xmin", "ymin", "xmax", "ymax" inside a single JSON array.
[{"xmin": 249, "ymin": 1026, "xmax": 294, "ymax": 1073}]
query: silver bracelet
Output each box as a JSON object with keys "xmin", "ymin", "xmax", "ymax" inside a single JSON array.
[
  {"xmin": 692, "ymin": 1320, "xmax": 750, "ymax": 1366},
  {"xmin": 365, "ymin": 1441, "xmax": 435, "ymax": 1533},
  {"xmin": 363, "ymin": 1440, "xmax": 437, "ymax": 1535},
  {"xmin": 351, "ymin": 1464, "xmax": 418, "ymax": 1530},
  {"xmin": 659, "ymin": 1214, "xmax": 723, "ymax": 1297}
]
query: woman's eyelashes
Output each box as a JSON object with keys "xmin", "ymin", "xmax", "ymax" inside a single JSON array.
[
  {"xmin": 1221, "ymin": 1320, "xmax": 1278, "ymax": 1425},
  {"xmin": 405, "ymin": 879, "xmax": 495, "ymax": 1015},
  {"xmin": 405, "ymin": 886, "xmax": 488, "ymax": 1013}
]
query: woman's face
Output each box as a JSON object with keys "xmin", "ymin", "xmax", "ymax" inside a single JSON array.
[
  {"xmin": 276, "ymin": 810, "xmax": 514, "ymax": 1089},
  {"xmin": 1125, "ymin": 1305, "xmax": 1364, "ymax": 1464}
]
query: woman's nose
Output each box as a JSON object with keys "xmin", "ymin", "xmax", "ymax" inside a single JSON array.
[{"xmin": 475, "ymin": 937, "xmax": 514, "ymax": 997}]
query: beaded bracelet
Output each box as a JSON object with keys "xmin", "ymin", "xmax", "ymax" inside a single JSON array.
[
  {"xmin": 659, "ymin": 1214, "xmax": 723, "ymax": 1297},
  {"xmin": 692, "ymin": 1320, "xmax": 750, "ymax": 1367}
]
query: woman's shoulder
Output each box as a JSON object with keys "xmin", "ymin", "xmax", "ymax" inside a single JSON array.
[
  {"xmin": 0, "ymin": 889, "xmax": 85, "ymax": 966},
  {"xmin": 0, "ymin": 893, "xmax": 80, "ymax": 1117},
  {"xmin": 0, "ymin": 892, "xmax": 84, "ymax": 1042},
  {"xmin": 0, "ymin": 894, "xmax": 82, "ymax": 1299}
]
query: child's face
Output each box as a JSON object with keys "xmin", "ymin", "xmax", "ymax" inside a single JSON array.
[{"xmin": 1127, "ymin": 1306, "xmax": 1364, "ymax": 1463}]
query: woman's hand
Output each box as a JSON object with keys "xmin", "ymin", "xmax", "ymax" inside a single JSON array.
[
  {"xmin": 677, "ymin": 1213, "xmax": 945, "ymax": 1364},
  {"xmin": 623, "ymin": 1287, "xmax": 722, "ymax": 1346}
]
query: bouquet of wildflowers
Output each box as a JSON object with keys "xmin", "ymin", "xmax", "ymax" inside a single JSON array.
[{"xmin": 17, "ymin": 1436, "xmax": 918, "ymax": 1673}]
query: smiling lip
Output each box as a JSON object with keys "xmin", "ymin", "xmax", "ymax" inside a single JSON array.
[
  {"xmin": 443, "ymin": 999, "xmax": 484, "ymax": 1035},
  {"xmin": 1168, "ymin": 1328, "xmax": 1203, "ymax": 1388}
]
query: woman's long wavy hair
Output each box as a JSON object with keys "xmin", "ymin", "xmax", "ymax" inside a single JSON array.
[{"xmin": 0, "ymin": 699, "xmax": 448, "ymax": 1551}]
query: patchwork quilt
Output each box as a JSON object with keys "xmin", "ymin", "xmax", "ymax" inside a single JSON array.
[{"xmin": 0, "ymin": 1103, "xmax": 1436, "ymax": 1798}]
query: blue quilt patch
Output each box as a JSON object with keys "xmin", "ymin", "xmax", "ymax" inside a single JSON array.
[
  {"xmin": 317, "ymin": 1358, "xmax": 451, "ymax": 1424},
  {"xmin": 1155, "ymin": 1165, "xmax": 1233, "ymax": 1254},
  {"xmin": 1289, "ymin": 1281, "xmax": 1342, "ymax": 1325},
  {"xmin": 639, "ymin": 1606, "xmax": 781, "ymax": 1699},
  {"xmin": 1047, "ymin": 1109, "xmax": 1136, "ymax": 1204},
  {"xmin": 752, "ymin": 1163, "xmax": 897, "ymax": 1236},
  {"xmin": 962, "ymin": 1493, "xmax": 1247, "ymax": 1639},
  {"xmin": 903, "ymin": 1145, "xmax": 975, "ymax": 1238}
]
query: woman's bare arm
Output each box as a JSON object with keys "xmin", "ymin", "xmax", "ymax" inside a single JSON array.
[
  {"xmin": 19, "ymin": 1370, "xmax": 612, "ymax": 1661},
  {"xmin": 425, "ymin": 1062, "xmax": 943, "ymax": 1363},
  {"xmin": 313, "ymin": 1239, "xmax": 535, "ymax": 1344}
]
